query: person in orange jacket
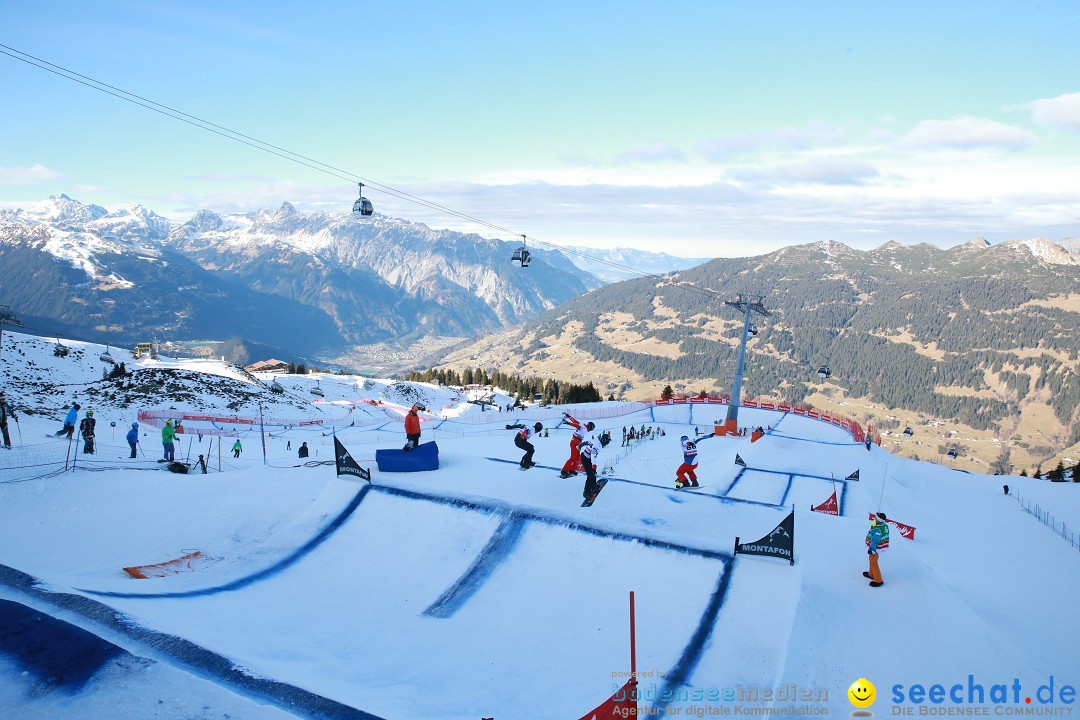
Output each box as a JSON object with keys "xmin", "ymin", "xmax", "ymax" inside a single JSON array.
[{"xmin": 403, "ymin": 404, "xmax": 423, "ymax": 451}]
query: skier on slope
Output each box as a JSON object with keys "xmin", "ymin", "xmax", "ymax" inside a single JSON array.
[
  {"xmin": 559, "ymin": 412, "xmax": 595, "ymax": 478},
  {"xmin": 162, "ymin": 419, "xmax": 176, "ymax": 462},
  {"xmin": 56, "ymin": 402, "xmax": 80, "ymax": 438},
  {"xmin": 579, "ymin": 438, "xmax": 602, "ymax": 503},
  {"xmin": 232, "ymin": 438, "xmax": 243, "ymax": 458},
  {"xmin": 0, "ymin": 390, "xmax": 16, "ymax": 448},
  {"xmin": 0, "ymin": 391, "xmax": 16, "ymax": 448},
  {"xmin": 126, "ymin": 422, "xmax": 140, "ymax": 459},
  {"xmin": 674, "ymin": 431, "xmax": 715, "ymax": 489},
  {"xmin": 514, "ymin": 422, "xmax": 543, "ymax": 469},
  {"xmin": 79, "ymin": 409, "xmax": 96, "ymax": 455},
  {"xmin": 403, "ymin": 404, "xmax": 423, "ymax": 451}
]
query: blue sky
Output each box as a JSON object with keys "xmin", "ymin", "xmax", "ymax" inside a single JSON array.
[{"xmin": 2, "ymin": 1, "xmax": 1079, "ymax": 256}]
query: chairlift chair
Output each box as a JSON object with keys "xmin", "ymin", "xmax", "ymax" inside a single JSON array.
[
  {"xmin": 310, "ymin": 379, "xmax": 325, "ymax": 398},
  {"xmin": 100, "ymin": 344, "xmax": 116, "ymax": 364},
  {"xmin": 54, "ymin": 337, "xmax": 69, "ymax": 358},
  {"xmin": 271, "ymin": 379, "xmax": 284, "ymax": 394},
  {"xmin": 351, "ymin": 182, "xmax": 374, "ymax": 218}
]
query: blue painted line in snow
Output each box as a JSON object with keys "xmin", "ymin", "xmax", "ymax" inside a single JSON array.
[
  {"xmin": 767, "ymin": 432, "xmax": 860, "ymax": 447},
  {"xmin": 485, "ymin": 456, "xmax": 564, "ymax": 472},
  {"xmin": 650, "ymin": 562, "xmax": 735, "ymax": 715},
  {"xmin": 373, "ymin": 485, "xmax": 731, "ymax": 561},
  {"xmin": 720, "ymin": 467, "xmax": 746, "ymax": 496},
  {"xmin": 771, "ymin": 411, "xmax": 791, "ymax": 430},
  {"xmin": 423, "ymin": 512, "xmax": 527, "ymax": 618},
  {"xmin": 839, "ymin": 483, "xmax": 847, "ymax": 517},
  {"xmin": 0, "ymin": 563, "xmax": 386, "ymax": 720},
  {"xmin": 78, "ymin": 484, "xmax": 373, "ymax": 600},
  {"xmin": 740, "ymin": 465, "xmax": 847, "ymax": 484},
  {"xmin": 649, "ymin": 406, "xmax": 655, "ymax": 423},
  {"xmin": 0, "ymin": 597, "xmax": 127, "ymax": 692},
  {"xmin": 779, "ymin": 474, "xmax": 796, "ymax": 507}
]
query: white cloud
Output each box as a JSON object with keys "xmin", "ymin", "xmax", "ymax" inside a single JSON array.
[
  {"xmin": 0, "ymin": 163, "xmax": 64, "ymax": 185},
  {"xmin": 613, "ymin": 143, "xmax": 688, "ymax": 165},
  {"xmin": 1029, "ymin": 92, "xmax": 1080, "ymax": 132},
  {"xmin": 729, "ymin": 159, "xmax": 880, "ymax": 187},
  {"xmin": 696, "ymin": 121, "xmax": 845, "ymax": 161},
  {"xmin": 898, "ymin": 116, "xmax": 1035, "ymax": 151}
]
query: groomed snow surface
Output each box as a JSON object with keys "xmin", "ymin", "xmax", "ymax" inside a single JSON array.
[{"xmin": 1, "ymin": 330, "xmax": 1079, "ymax": 719}]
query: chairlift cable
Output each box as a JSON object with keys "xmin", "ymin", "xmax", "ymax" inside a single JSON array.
[{"xmin": 0, "ymin": 43, "xmax": 732, "ymax": 303}]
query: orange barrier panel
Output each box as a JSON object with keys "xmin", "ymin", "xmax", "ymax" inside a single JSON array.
[{"xmin": 124, "ymin": 550, "xmax": 208, "ymax": 579}]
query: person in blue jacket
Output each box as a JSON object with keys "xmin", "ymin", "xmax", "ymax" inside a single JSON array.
[
  {"xmin": 55, "ymin": 402, "xmax": 80, "ymax": 438},
  {"xmin": 126, "ymin": 422, "xmax": 140, "ymax": 459}
]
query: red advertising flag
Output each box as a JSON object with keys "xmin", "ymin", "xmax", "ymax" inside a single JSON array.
[
  {"xmin": 811, "ymin": 490, "xmax": 839, "ymax": 515},
  {"xmin": 867, "ymin": 513, "xmax": 916, "ymax": 540},
  {"xmin": 578, "ymin": 679, "xmax": 638, "ymax": 720}
]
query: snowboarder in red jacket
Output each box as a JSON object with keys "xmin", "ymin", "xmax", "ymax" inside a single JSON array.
[{"xmin": 560, "ymin": 412, "xmax": 595, "ymax": 478}]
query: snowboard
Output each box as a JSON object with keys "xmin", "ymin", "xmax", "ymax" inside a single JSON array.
[
  {"xmin": 675, "ymin": 483, "xmax": 707, "ymax": 491},
  {"xmin": 580, "ymin": 478, "xmax": 609, "ymax": 507}
]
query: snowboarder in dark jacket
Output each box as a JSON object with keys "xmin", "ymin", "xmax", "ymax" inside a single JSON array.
[
  {"xmin": 298, "ymin": 442, "xmax": 309, "ymax": 458},
  {"xmin": 0, "ymin": 391, "xmax": 16, "ymax": 448},
  {"xmin": 79, "ymin": 409, "xmax": 96, "ymax": 454},
  {"xmin": 515, "ymin": 422, "xmax": 543, "ymax": 468}
]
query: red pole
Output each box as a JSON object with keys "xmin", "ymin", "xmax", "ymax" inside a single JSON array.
[{"xmin": 629, "ymin": 591, "xmax": 637, "ymax": 681}]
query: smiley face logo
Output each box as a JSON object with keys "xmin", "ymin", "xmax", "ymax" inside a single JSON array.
[{"xmin": 848, "ymin": 678, "xmax": 876, "ymax": 709}]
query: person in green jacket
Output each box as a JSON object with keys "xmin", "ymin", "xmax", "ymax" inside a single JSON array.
[
  {"xmin": 232, "ymin": 439, "xmax": 242, "ymax": 458},
  {"xmin": 162, "ymin": 419, "xmax": 176, "ymax": 462}
]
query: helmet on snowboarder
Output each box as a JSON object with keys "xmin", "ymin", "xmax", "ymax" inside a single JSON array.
[
  {"xmin": 585, "ymin": 422, "xmax": 595, "ymax": 431},
  {"xmin": 680, "ymin": 435, "xmax": 689, "ymax": 441},
  {"xmin": 132, "ymin": 422, "xmax": 139, "ymax": 428},
  {"xmin": 86, "ymin": 409, "xmax": 93, "ymax": 416},
  {"xmin": 534, "ymin": 422, "xmax": 543, "ymax": 432},
  {"xmin": 166, "ymin": 419, "xmax": 173, "ymax": 425}
]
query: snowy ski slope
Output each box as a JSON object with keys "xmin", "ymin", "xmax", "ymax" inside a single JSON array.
[{"xmin": 1, "ymin": 330, "xmax": 1078, "ymax": 719}]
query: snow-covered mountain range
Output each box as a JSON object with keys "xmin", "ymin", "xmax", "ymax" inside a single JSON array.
[{"xmin": 0, "ymin": 196, "xmax": 602, "ymax": 355}]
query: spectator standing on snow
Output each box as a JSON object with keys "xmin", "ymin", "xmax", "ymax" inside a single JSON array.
[
  {"xmin": 298, "ymin": 442, "xmax": 309, "ymax": 459},
  {"xmin": 0, "ymin": 391, "xmax": 16, "ymax": 448},
  {"xmin": 514, "ymin": 422, "xmax": 543, "ymax": 469},
  {"xmin": 56, "ymin": 402, "xmax": 80, "ymax": 438},
  {"xmin": 232, "ymin": 439, "xmax": 242, "ymax": 458},
  {"xmin": 865, "ymin": 513, "xmax": 889, "ymax": 587},
  {"xmin": 162, "ymin": 420, "xmax": 176, "ymax": 462},
  {"xmin": 403, "ymin": 404, "xmax": 422, "ymax": 451},
  {"xmin": 675, "ymin": 431, "xmax": 714, "ymax": 489},
  {"xmin": 126, "ymin": 422, "xmax": 140, "ymax": 459},
  {"xmin": 79, "ymin": 409, "xmax": 96, "ymax": 455},
  {"xmin": 560, "ymin": 412, "xmax": 595, "ymax": 478},
  {"xmin": 580, "ymin": 439, "xmax": 602, "ymax": 503}
]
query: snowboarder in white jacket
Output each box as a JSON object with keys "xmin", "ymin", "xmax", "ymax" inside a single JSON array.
[{"xmin": 675, "ymin": 432, "xmax": 714, "ymax": 488}]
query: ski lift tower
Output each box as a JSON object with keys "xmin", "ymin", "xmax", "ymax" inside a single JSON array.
[
  {"xmin": 0, "ymin": 305, "xmax": 27, "ymax": 365},
  {"xmin": 719, "ymin": 294, "xmax": 770, "ymax": 436}
]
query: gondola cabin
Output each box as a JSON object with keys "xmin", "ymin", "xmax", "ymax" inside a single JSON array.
[
  {"xmin": 352, "ymin": 182, "xmax": 373, "ymax": 218},
  {"xmin": 271, "ymin": 380, "xmax": 284, "ymax": 394},
  {"xmin": 511, "ymin": 246, "xmax": 531, "ymax": 267},
  {"xmin": 903, "ymin": 426, "xmax": 914, "ymax": 436},
  {"xmin": 817, "ymin": 365, "xmax": 830, "ymax": 380},
  {"xmin": 747, "ymin": 323, "xmax": 758, "ymax": 336},
  {"xmin": 54, "ymin": 339, "xmax": 69, "ymax": 358},
  {"xmin": 947, "ymin": 448, "xmax": 958, "ymax": 459}
]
